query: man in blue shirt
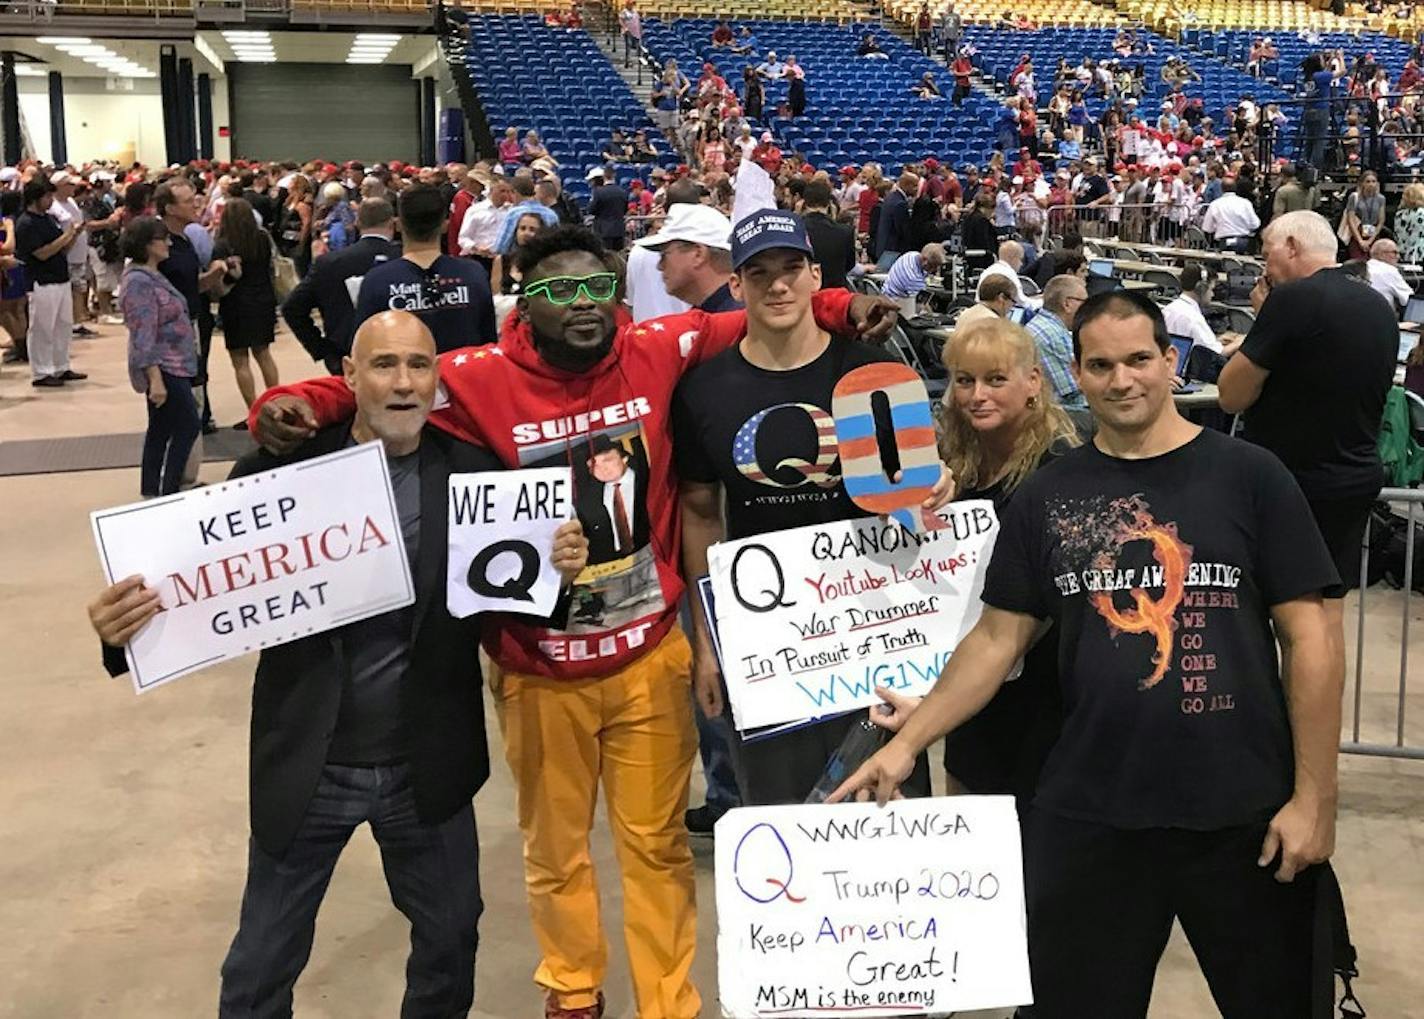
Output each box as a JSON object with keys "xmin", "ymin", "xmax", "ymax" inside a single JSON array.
[
  {"xmin": 1026, "ymin": 274, "xmax": 1089, "ymax": 410},
  {"xmin": 354, "ymin": 184, "xmax": 496, "ymax": 353},
  {"xmin": 1302, "ymin": 55, "xmax": 1342, "ymax": 168}
]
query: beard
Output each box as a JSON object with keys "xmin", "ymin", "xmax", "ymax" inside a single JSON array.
[{"xmin": 532, "ymin": 326, "xmax": 616, "ymax": 372}]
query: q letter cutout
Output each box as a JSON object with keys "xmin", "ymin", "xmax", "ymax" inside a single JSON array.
[{"xmin": 832, "ymin": 362, "xmax": 946, "ymax": 533}]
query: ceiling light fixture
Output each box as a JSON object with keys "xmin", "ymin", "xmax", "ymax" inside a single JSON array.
[{"xmin": 36, "ymin": 36, "xmax": 91, "ymax": 44}]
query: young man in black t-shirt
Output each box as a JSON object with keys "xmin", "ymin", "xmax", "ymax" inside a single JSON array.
[
  {"xmin": 675, "ymin": 209, "xmax": 949, "ymax": 807},
  {"xmin": 835, "ymin": 291, "xmax": 1343, "ymax": 1018}
]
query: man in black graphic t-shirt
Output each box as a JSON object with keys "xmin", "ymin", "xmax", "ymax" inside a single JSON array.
[
  {"xmin": 835, "ymin": 291, "xmax": 1343, "ymax": 1019},
  {"xmin": 675, "ymin": 210, "xmax": 950, "ymax": 808}
]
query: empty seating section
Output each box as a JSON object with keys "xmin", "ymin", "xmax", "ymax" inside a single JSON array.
[
  {"xmin": 639, "ymin": 19, "xmax": 1005, "ymax": 172},
  {"xmin": 464, "ymin": 15, "xmax": 667, "ymax": 201},
  {"xmin": 885, "ymin": 0, "xmax": 1119, "ymax": 27},
  {"xmin": 12, "ymin": 0, "xmax": 193, "ymax": 14},
  {"xmin": 446, "ymin": 0, "xmax": 864, "ymax": 20},
  {"xmin": 1117, "ymin": 0, "xmax": 1361, "ymax": 35},
  {"xmin": 967, "ymin": 25, "xmax": 1298, "ymax": 150}
]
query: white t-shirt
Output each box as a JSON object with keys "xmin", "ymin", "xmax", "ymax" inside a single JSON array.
[
  {"xmin": 51, "ymin": 196, "xmax": 89, "ymax": 267},
  {"xmin": 1162, "ymin": 293, "xmax": 1222, "ymax": 354},
  {"xmin": 626, "ymin": 243, "xmax": 691, "ymax": 322}
]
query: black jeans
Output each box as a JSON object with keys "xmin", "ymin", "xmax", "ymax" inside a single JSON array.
[
  {"xmin": 140, "ymin": 372, "xmax": 200, "ymax": 497},
  {"xmin": 219, "ymin": 764, "xmax": 482, "ymax": 1019},
  {"xmin": 1020, "ymin": 810, "xmax": 1316, "ymax": 1019}
]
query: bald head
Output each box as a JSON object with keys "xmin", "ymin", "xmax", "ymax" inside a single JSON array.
[
  {"xmin": 345, "ymin": 311, "xmax": 439, "ymax": 456},
  {"xmin": 998, "ymin": 240, "xmax": 1025, "ymax": 270},
  {"xmin": 897, "ymin": 172, "xmax": 920, "ymax": 196},
  {"xmin": 351, "ymin": 309, "xmax": 436, "ymax": 362}
]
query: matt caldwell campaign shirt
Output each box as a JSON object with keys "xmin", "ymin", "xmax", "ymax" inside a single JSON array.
[
  {"xmin": 672, "ymin": 336, "xmax": 898, "ymax": 539},
  {"xmin": 981, "ymin": 428, "xmax": 1339, "ymax": 830},
  {"xmin": 354, "ymin": 255, "xmax": 496, "ymax": 354}
]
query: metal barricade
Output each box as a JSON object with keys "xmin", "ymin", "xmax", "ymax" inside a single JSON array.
[{"xmin": 1345, "ymin": 488, "xmax": 1424, "ymax": 760}]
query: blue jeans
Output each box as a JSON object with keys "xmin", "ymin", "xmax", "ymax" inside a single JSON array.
[
  {"xmin": 219, "ymin": 764, "xmax": 482, "ymax": 1019},
  {"xmin": 140, "ymin": 371, "xmax": 200, "ymax": 497}
]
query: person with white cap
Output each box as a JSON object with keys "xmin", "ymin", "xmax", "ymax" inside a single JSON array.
[
  {"xmin": 624, "ymin": 180, "xmax": 700, "ymax": 322},
  {"xmin": 634, "ymin": 202, "xmax": 740, "ymax": 312},
  {"xmin": 0, "ymin": 166, "xmax": 19, "ymax": 190},
  {"xmin": 49, "ymin": 170, "xmax": 98, "ymax": 337}
]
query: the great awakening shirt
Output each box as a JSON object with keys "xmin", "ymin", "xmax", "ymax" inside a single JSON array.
[{"xmin": 981, "ymin": 428, "xmax": 1338, "ymax": 830}]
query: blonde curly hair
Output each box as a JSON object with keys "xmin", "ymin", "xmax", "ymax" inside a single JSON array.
[{"xmin": 938, "ymin": 318, "xmax": 1080, "ymax": 494}]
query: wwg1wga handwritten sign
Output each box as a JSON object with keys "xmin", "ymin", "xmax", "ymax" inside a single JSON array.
[
  {"xmin": 708, "ymin": 500, "xmax": 999, "ymax": 732},
  {"xmin": 447, "ymin": 467, "xmax": 573, "ymax": 619},
  {"xmin": 715, "ymin": 797, "xmax": 1032, "ymax": 1017},
  {"xmin": 90, "ymin": 441, "xmax": 414, "ymax": 694}
]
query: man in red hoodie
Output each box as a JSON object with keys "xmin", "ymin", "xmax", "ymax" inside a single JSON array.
[{"xmin": 248, "ymin": 225, "xmax": 896, "ymax": 1019}]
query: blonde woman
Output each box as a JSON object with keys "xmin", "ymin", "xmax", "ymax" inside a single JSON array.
[
  {"xmin": 1394, "ymin": 182, "xmax": 1424, "ymax": 265},
  {"xmin": 875, "ymin": 318, "xmax": 1079, "ymax": 805},
  {"xmin": 278, "ymin": 174, "xmax": 314, "ymax": 276}
]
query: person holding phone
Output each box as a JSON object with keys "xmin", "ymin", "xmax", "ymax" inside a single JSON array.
[{"xmin": 14, "ymin": 175, "xmax": 82, "ymax": 388}]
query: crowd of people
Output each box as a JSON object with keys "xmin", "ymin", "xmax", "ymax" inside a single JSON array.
[{"xmin": 18, "ymin": 6, "xmax": 1419, "ymax": 1019}]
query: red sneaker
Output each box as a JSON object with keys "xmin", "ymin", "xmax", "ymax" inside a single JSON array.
[{"xmin": 544, "ymin": 991, "xmax": 605, "ymax": 1019}]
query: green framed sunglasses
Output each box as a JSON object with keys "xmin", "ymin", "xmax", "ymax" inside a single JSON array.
[{"xmin": 522, "ymin": 272, "xmax": 619, "ymax": 305}]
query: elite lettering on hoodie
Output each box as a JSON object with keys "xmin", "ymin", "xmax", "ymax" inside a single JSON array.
[{"xmin": 250, "ymin": 287, "xmax": 856, "ymax": 679}]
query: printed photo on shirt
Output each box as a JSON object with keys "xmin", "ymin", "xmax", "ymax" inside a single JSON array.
[{"xmin": 516, "ymin": 421, "xmax": 665, "ymax": 634}]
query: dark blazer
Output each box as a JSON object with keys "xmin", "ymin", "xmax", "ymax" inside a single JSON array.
[
  {"xmin": 588, "ymin": 183, "xmax": 630, "ymax": 242},
  {"xmin": 104, "ymin": 425, "xmax": 497, "ymax": 857},
  {"xmin": 282, "ymin": 235, "xmax": 399, "ymax": 369},
  {"xmin": 875, "ymin": 187, "xmax": 912, "ymax": 258},
  {"xmin": 804, "ymin": 211, "xmax": 857, "ymax": 290}
]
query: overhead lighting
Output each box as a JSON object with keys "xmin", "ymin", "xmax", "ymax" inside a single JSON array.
[
  {"xmin": 355, "ymin": 33, "xmax": 401, "ymax": 42},
  {"xmin": 222, "ymin": 30, "xmax": 270, "ymax": 38},
  {"xmin": 57, "ymin": 45, "xmax": 114, "ymax": 56},
  {"xmin": 229, "ymin": 46, "xmax": 274, "ymax": 53},
  {"xmin": 14, "ymin": 65, "xmax": 45, "ymax": 76},
  {"xmin": 346, "ymin": 56, "xmax": 385, "ymax": 63},
  {"xmin": 36, "ymin": 36, "xmax": 90, "ymax": 44}
]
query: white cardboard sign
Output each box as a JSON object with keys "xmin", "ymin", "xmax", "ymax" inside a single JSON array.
[
  {"xmin": 90, "ymin": 441, "xmax": 415, "ymax": 693},
  {"xmin": 446, "ymin": 467, "xmax": 572, "ymax": 618},
  {"xmin": 715, "ymin": 797, "xmax": 1033, "ymax": 1017},
  {"xmin": 708, "ymin": 501, "xmax": 1000, "ymax": 732}
]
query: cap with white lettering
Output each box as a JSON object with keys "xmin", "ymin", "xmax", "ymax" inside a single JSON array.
[{"xmin": 730, "ymin": 209, "xmax": 815, "ymax": 270}]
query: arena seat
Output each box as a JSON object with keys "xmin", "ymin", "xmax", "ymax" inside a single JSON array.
[
  {"xmin": 638, "ymin": 18, "xmax": 1004, "ymax": 173},
  {"xmin": 459, "ymin": 14, "xmax": 674, "ymax": 201},
  {"xmin": 1187, "ymin": 25, "xmax": 1413, "ymax": 89},
  {"xmin": 965, "ymin": 24, "xmax": 1298, "ymax": 154},
  {"xmin": 885, "ymin": 0, "xmax": 1120, "ymax": 28}
]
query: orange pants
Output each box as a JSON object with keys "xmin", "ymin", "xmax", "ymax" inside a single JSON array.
[{"xmin": 492, "ymin": 629, "xmax": 700, "ymax": 1017}]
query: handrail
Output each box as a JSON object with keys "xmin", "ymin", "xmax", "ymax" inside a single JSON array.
[{"xmin": 1345, "ymin": 487, "xmax": 1424, "ymax": 761}]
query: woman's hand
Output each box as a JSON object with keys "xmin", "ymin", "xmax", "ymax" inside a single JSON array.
[{"xmin": 148, "ymin": 377, "xmax": 168, "ymax": 407}]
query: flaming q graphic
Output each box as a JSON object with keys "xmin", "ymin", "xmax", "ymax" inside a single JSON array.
[{"xmin": 1053, "ymin": 495, "xmax": 1195, "ymax": 691}]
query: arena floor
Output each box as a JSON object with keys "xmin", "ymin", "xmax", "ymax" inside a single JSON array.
[{"xmin": 2, "ymin": 322, "xmax": 1422, "ymax": 1018}]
